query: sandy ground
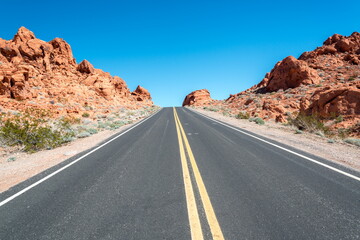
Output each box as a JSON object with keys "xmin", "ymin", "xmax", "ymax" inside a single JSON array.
[
  {"xmin": 0, "ymin": 112, "xmax": 155, "ymax": 193},
  {"xmin": 191, "ymin": 107, "xmax": 360, "ymax": 172}
]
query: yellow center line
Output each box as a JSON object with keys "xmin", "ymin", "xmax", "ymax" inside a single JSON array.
[
  {"xmin": 173, "ymin": 107, "xmax": 225, "ymax": 240},
  {"xmin": 173, "ymin": 108, "xmax": 204, "ymax": 240}
]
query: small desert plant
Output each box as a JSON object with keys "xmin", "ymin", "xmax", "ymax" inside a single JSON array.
[
  {"xmin": 211, "ymin": 108, "xmax": 219, "ymax": 112},
  {"xmin": 337, "ymin": 128, "xmax": 350, "ymax": 139},
  {"xmin": 343, "ymin": 138, "xmax": 360, "ymax": 147},
  {"xmin": 0, "ymin": 109, "xmax": 74, "ymax": 152},
  {"xmin": 82, "ymin": 112, "xmax": 90, "ymax": 118},
  {"xmin": 87, "ymin": 128, "xmax": 98, "ymax": 135},
  {"xmin": 77, "ymin": 131, "xmax": 91, "ymax": 138},
  {"xmin": 236, "ymin": 111, "xmax": 250, "ymax": 119},
  {"xmin": 335, "ymin": 115, "xmax": 344, "ymax": 123},
  {"xmin": 254, "ymin": 117, "xmax": 265, "ymax": 125},
  {"xmin": 249, "ymin": 117, "xmax": 265, "ymax": 125},
  {"xmin": 348, "ymin": 76, "xmax": 356, "ymax": 81},
  {"xmin": 288, "ymin": 113, "xmax": 329, "ymax": 134}
]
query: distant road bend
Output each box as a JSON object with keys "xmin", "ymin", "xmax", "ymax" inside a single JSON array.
[{"xmin": 1, "ymin": 107, "xmax": 359, "ymax": 239}]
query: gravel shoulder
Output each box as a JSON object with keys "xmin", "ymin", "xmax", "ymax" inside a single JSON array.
[
  {"xmin": 0, "ymin": 110, "xmax": 158, "ymax": 193},
  {"xmin": 191, "ymin": 107, "xmax": 360, "ymax": 172}
]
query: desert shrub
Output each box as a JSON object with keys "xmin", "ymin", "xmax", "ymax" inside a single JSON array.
[
  {"xmin": 335, "ymin": 115, "xmax": 344, "ymax": 123},
  {"xmin": 113, "ymin": 120, "xmax": 125, "ymax": 126},
  {"xmin": 61, "ymin": 116, "xmax": 81, "ymax": 124},
  {"xmin": 82, "ymin": 112, "xmax": 90, "ymax": 118},
  {"xmin": 344, "ymin": 138, "xmax": 360, "ymax": 147},
  {"xmin": 97, "ymin": 122, "xmax": 107, "ymax": 129},
  {"xmin": 249, "ymin": 117, "xmax": 265, "ymax": 125},
  {"xmin": 254, "ymin": 117, "xmax": 265, "ymax": 125},
  {"xmin": 0, "ymin": 109, "xmax": 74, "ymax": 152},
  {"xmin": 222, "ymin": 111, "xmax": 230, "ymax": 116},
  {"xmin": 288, "ymin": 113, "xmax": 329, "ymax": 134},
  {"xmin": 77, "ymin": 131, "xmax": 91, "ymax": 138},
  {"xmin": 87, "ymin": 128, "xmax": 98, "ymax": 135},
  {"xmin": 236, "ymin": 111, "xmax": 250, "ymax": 119},
  {"xmin": 348, "ymin": 76, "xmax": 356, "ymax": 81},
  {"xmin": 209, "ymin": 108, "xmax": 219, "ymax": 112}
]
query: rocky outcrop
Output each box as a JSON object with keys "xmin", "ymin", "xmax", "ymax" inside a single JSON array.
[
  {"xmin": 0, "ymin": 27, "xmax": 153, "ymax": 116},
  {"xmin": 184, "ymin": 32, "xmax": 360, "ymax": 136},
  {"xmin": 182, "ymin": 89, "xmax": 213, "ymax": 106},
  {"xmin": 77, "ymin": 60, "xmax": 94, "ymax": 74},
  {"xmin": 131, "ymin": 85, "xmax": 152, "ymax": 102},
  {"xmin": 265, "ymin": 56, "xmax": 320, "ymax": 92},
  {"xmin": 302, "ymin": 87, "xmax": 360, "ymax": 118}
]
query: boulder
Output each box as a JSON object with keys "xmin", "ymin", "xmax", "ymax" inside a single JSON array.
[
  {"xmin": 131, "ymin": 85, "xmax": 152, "ymax": 101},
  {"xmin": 77, "ymin": 60, "xmax": 94, "ymax": 74},
  {"xmin": 265, "ymin": 56, "xmax": 320, "ymax": 92},
  {"xmin": 183, "ymin": 89, "xmax": 212, "ymax": 106}
]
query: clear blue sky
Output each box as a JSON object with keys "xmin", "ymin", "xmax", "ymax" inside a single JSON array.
[{"xmin": 1, "ymin": 0, "xmax": 359, "ymax": 106}]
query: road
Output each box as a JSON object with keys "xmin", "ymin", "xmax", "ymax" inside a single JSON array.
[{"xmin": 0, "ymin": 107, "xmax": 359, "ymax": 239}]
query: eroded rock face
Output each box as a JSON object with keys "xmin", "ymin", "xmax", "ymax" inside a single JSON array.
[
  {"xmin": 131, "ymin": 85, "xmax": 152, "ymax": 102},
  {"xmin": 184, "ymin": 32, "xmax": 360, "ymax": 136},
  {"xmin": 0, "ymin": 27, "xmax": 153, "ymax": 116},
  {"xmin": 182, "ymin": 89, "xmax": 213, "ymax": 106},
  {"xmin": 265, "ymin": 56, "xmax": 320, "ymax": 92},
  {"xmin": 303, "ymin": 87, "xmax": 360, "ymax": 117},
  {"xmin": 77, "ymin": 60, "xmax": 94, "ymax": 74}
]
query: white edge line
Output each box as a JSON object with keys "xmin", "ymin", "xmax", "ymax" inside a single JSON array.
[
  {"xmin": 0, "ymin": 109, "xmax": 162, "ymax": 207},
  {"xmin": 187, "ymin": 108, "xmax": 360, "ymax": 182}
]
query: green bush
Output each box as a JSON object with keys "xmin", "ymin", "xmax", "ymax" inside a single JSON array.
[
  {"xmin": 288, "ymin": 113, "xmax": 329, "ymax": 134},
  {"xmin": 335, "ymin": 115, "xmax": 344, "ymax": 123},
  {"xmin": 82, "ymin": 112, "xmax": 90, "ymax": 118},
  {"xmin": 254, "ymin": 117, "xmax": 265, "ymax": 125},
  {"xmin": 210, "ymin": 108, "xmax": 219, "ymax": 112},
  {"xmin": 344, "ymin": 138, "xmax": 360, "ymax": 147},
  {"xmin": 249, "ymin": 117, "xmax": 265, "ymax": 125},
  {"xmin": 87, "ymin": 128, "xmax": 98, "ymax": 135},
  {"xmin": 77, "ymin": 131, "xmax": 91, "ymax": 138},
  {"xmin": 236, "ymin": 111, "xmax": 250, "ymax": 119},
  {"xmin": 0, "ymin": 109, "xmax": 74, "ymax": 152}
]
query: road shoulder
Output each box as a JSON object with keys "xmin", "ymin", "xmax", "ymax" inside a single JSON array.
[
  {"xmin": 189, "ymin": 107, "xmax": 360, "ymax": 172},
  {"xmin": 0, "ymin": 111, "xmax": 158, "ymax": 193}
]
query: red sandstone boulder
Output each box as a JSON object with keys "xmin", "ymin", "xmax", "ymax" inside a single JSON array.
[
  {"xmin": 304, "ymin": 87, "xmax": 360, "ymax": 118},
  {"xmin": 182, "ymin": 89, "xmax": 213, "ymax": 106},
  {"xmin": 265, "ymin": 56, "xmax": 320, "ymax": 92},
  {"xmin": 77, "ymin": 60, "xmax": 94, "ymax": 74},
  {"xmin": 131, "ymin": 85, "xmax": 152, "ymax": 102}
]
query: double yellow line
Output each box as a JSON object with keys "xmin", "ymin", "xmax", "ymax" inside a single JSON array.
[{"xmin": 173, "ymin": 107, "xmax": 224, "ymax": 240}]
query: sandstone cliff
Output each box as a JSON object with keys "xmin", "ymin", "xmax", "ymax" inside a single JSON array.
[
  {"xmin": 0, "ymin": 27, "xmax": 153, "ymax": 117},
  {"xmin": 183, "ymin": 32, "xmax": 360, "ymax": 136}
]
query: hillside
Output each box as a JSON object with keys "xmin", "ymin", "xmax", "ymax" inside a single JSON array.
[
  {"xmin": 0, "ymin": 27, "xmax": 153, "ymax": 117},
  {"xmin": 183, "ymin": 32, "xmax": 360, "ymax": 137}
]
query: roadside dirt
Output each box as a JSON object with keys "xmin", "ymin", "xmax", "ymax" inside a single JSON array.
[
  {"xmin": 191, "ymin": 107, "xmax": 360, "ymax": 172},
  {"xmin": 0, "ymin": 112, "xmax": 156, "ymax": 193}
]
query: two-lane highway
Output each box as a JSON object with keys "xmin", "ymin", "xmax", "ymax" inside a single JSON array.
[{"xmin": 1, "ymin": 107, "xmax": 359, "ymax": 239}]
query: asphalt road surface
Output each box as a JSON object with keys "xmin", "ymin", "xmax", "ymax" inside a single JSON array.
[{"xmin": 1, "ymin": 107, "xmax": 359, "ymax": 240}]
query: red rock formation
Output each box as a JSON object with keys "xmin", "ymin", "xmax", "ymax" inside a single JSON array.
[
  {"xmin": 303, "ymin": 87, "xmax": 360, "ymax": 118},
  {"xmin": 182, "ymin": 89, "xmax": 213, "ymax": 106},
  {"xmin": 131, "ymin": 85, "xmax": 152, "ymax": 102},
  {"xmin": 0, "ymin": 27, "xmax": 153, "ymax": 117},
  {"xmin": 184, "ymin": 32, "xmax": 360, "ymax": 136},
  {"xmin": 265, "ymin": 56, "xmax": 320, "ymax": 92}
]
